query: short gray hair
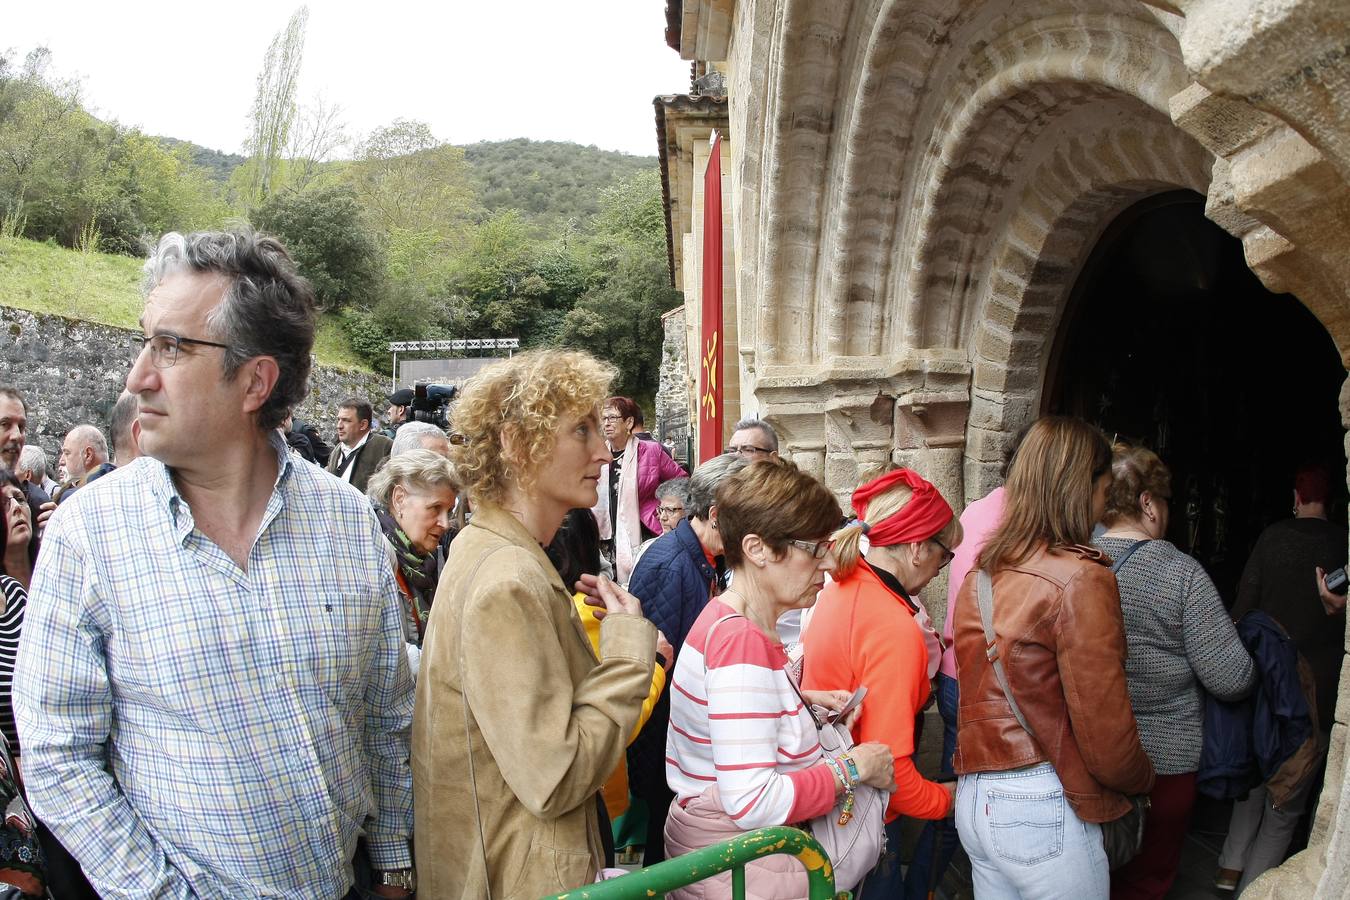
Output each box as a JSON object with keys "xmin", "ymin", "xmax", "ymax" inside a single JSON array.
[
  {"xmin": 732, "ymin": 416, "xmax": 778, "ymax": 452},
  {"xmin": 688, "ymin": 454, "xmax": 749, "ymax": 520},
  {"xmin": 67, "ymin": 424, "xmax": 108, "ymax": 462},
  {"xmin": 366, "ymin": 449, "xmax": 461, "ymax": 509},
  {"xmin": 142, "ymin": 230, "xmax": 316, "ymax": 431},
  {"xmin": 655, "ymin": 476, "xmax": 691, "ymax": 509},
  {"xmin": 391, "ymin": 421, "xmax": 448, "ymax": 457},
  {"xmin": 17, "ymin": 445, "xmax": 45, "ymax": 480},
  {"xmin": 110, "ymin": 391, "xmax": 138, "ymax": 460}
]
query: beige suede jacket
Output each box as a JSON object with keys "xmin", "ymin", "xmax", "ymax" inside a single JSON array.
[{"xmin": 412, "ymin": 502, "xmax": 657, "ymax": 898}]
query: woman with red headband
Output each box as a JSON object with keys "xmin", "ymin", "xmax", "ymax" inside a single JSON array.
[{"xmin": 801, "ymin": 466, "xmax": 963, "ymax": 896}]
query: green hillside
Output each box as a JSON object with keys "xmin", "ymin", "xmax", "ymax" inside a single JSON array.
[
  {"xmin": 0, "ymin": 237, "xmax": 368, "ymax": 371},
  {"xmin": 463, "ymin": 139, "xmax": 658, "ymax": 223}
]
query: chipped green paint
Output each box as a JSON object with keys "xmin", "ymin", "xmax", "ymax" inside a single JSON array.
[{"xmin": 538, "ymin": 826, "xmax": 850, "ymax": 900}]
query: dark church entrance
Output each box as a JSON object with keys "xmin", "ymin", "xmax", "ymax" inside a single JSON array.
[{"xmin": 1046, "ymin": 190, "xmax": 1346, "ymax": 605}]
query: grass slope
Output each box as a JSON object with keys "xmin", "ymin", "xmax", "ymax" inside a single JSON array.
[{"xmin": 0, "ymin": 237, "xmax": 370, "ymax": 372}]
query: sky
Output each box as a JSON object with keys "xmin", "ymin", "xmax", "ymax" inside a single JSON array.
[{"xmin": 4, "ymin": 0, "xmax": 691, "ymax": 158}]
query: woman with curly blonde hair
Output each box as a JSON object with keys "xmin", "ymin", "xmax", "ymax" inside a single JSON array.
[{"xmin": 412, "ymin": 350, "xmax": 659, "ymax": 898}]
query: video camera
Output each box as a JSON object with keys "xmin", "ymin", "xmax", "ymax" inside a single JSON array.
[{"xmin": 411, "ymin": 383, "xmax": 458, "ymax": 429}]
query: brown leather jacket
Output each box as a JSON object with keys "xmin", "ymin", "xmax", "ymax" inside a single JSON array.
[{"xmin": 952, "ymin": 543, "xmax": 1155, "ymax": 822}]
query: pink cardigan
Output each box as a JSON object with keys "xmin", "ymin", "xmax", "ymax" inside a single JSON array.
[
  {"xmin": 634, "ymin": 440, "xmax": 687, "ymax": 534},
  {"xmin": 939, "ymin": 486, "xmax": 1005, "ymax": 679}
]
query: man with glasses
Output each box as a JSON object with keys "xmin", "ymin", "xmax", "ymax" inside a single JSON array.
[
  {"xmin": 724, "ymin": 416, "xmax": 780, "ymax": 459},
  {"xmin": 14, "ymin": 231, "xmax": 416, "ymax": 899}
]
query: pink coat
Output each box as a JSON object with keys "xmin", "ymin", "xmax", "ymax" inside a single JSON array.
[{"xmin": 634, "ymin": 440, "xmax": 687, "ymax": 534}]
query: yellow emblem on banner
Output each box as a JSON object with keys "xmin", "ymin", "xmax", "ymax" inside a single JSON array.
[{"xmin": 701, "ymin": 331, "xmax": 719, "ymax": 420}]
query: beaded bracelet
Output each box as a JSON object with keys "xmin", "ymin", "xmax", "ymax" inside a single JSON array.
[
  {"xmin": 822, "ymin": 756, "xmax": 846, "ymax": 791},
  {"xmin": 842, "ymin": 754, "xmax": 861, "ymax": 786}
]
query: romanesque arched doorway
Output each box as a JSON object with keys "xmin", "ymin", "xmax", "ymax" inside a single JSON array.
[{"xmin": 1046, "ymin": 191, "xmax": 1346, "ymax": 601}]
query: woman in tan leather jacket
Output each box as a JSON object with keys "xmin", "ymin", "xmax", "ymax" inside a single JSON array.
[
  {"xmin": 412, "ymin": 351, "xmax": 658, "ymax": 898},
  {"xmin": 952, "ymin": 417, "xmax": 1155, "ymax": 899}
]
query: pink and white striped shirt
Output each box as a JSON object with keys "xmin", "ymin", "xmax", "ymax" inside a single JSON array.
[{"xmin": 666, "ymin": 599, "xmax": 836, "ymax": 830}]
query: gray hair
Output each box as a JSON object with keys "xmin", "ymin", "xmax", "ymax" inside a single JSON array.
[
  {"xmin": 688, "ymin": 454, "xmax": 749, "ymax": 520},
  {"xmin": 17, "ymin": 445, "xmax": 45, "ymax": 480},
  {"xmin": 66, "ymin": 424, "xmax": 108, "ymax": 463},
  {"xmin": 109, "ymin": 391, "xmax": 138, "ymax": 461},
  {"xmin": 142, "ymin": 230, "xmax": 316, "ymax": 431},
  {"xmin": 732, "ymin": 416, "xmax": 779, "ymax": 452},
  {"xmin": 655, "ymin": 476, "xmax": 691, "ymax": 509},
  {"xmin": 391, "ymin": 421, "xmax": 448, "ymax": 458},
  {"xmin": 366, "ymin": 449, "xmax": 460, "ymax": 509}
]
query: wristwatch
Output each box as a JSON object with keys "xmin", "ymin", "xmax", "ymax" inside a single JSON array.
[{"xmin": 378, "ymin": 868, "xmax": 417, "ymax": 892}]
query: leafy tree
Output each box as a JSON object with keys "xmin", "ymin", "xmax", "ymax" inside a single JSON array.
[
  {"xmin": 253, "ymin": 186, "xmax": 382, "ymax": 310},
  {"xmin": 348, "ymin": 119, "xmax": 478, "ymax": 242},
  {"xmin": 243, "ymin": 6, "xmax": 308, "ymax": 205}
]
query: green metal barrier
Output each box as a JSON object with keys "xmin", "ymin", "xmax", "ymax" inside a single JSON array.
[{"xmin": 543, "ymin": 825, "xmax": 849, "ymax": 899}]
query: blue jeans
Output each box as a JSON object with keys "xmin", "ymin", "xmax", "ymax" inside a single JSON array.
[
  {"xmin": 956, "ymin": 763, "xmax": 1108, "ymax": 899},
  {"xmin": 903, "ymin": 673, "xmax": 960, "ymax": 899}
]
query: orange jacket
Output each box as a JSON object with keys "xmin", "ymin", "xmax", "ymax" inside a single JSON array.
[
  {"xmin": 573, "ymin": 594, "xmax": 667, "ymax": 817},
  {"xmin": 802, "ymin": 560, "xmax": 951, "ymax": 822}
]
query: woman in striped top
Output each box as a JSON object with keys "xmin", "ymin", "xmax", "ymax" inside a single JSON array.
[
  {"xmin": 664, "ymin": 460, "xmax": 894, "ymax": 898},
  {"xmin": 0, "ymin": 470, "xmax": 32, "ymax": 754}
]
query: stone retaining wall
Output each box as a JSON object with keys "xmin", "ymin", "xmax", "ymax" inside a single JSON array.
[{"xmin": 0, "ymin": 305, "xmax": 385, "ymax": 466}]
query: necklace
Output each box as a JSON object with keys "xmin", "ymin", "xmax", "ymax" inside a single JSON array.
[
  {"xmin": 1102, "ymin": 527, "xmax": 1152, "ymax": 541},
  {"xmin": 718, "ymin": 589, "xmax": 778, "ymax": 638}
]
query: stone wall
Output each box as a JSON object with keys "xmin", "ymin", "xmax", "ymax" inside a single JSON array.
[
  {"xmin": 655, "ymin": 305, "xmax": 691, "ymax": 462},
  {"xmin": 0, "ymin": 305, "xmax": 386, "ymax": 464}
]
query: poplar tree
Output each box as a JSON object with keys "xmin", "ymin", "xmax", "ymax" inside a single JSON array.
[{"xmin": 244, "ymin": 5, "xmax": 308, "ymax": 205}]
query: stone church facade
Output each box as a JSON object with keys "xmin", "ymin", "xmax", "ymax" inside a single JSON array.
[{"xmin": 658, "ymin": 1, "xmax": 1350, "ymax": 895}]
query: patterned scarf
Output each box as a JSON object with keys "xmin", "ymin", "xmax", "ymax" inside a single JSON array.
[{"xmin": 375, "ymin": 506, "xmax": 440, "ymax": 599}]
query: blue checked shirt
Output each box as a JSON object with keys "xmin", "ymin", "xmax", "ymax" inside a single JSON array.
[{"xmin": 13, "ymin": 435, "xmax": 415, "ymax": 899}]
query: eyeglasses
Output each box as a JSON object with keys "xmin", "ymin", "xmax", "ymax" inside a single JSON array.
[
  {"xmin": 724, "ymin": 444, "xmax": 773, "ymax": 457},
  {"xmin": 788, "ymin": 538, "xmax": 835, "ymax": 560},
  {"xmin": 929, "ymin": 536, "xmax": 955, "ymax": 569},
  {"xmin": 601, "ymin": 415, "xmax": 625, "ymax": 424},
  {"xmin": 131, "ymin": 333, "xmax": 233, "ymax": 369},
  {"xmin": 657, "ymin": 505, "xmax": 685, "ymax": 518}
]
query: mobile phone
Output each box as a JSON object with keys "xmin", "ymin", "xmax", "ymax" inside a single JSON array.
[{"xmin": 1325, "ymin": 567, "xmax": 1348, "ymax": 596}]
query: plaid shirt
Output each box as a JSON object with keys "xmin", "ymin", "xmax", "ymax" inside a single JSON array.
[{"xmin": 14, "ymin": 435, "xmax": 414, "ymax": 899}]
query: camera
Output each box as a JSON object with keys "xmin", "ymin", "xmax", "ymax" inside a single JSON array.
[
  {"xmin": 1325, "ymin": 566, "xmax": 1348, "ymax": 596},
  {"xmin": 410, "ymin": 384, "xmax": 458, "ymax": 429}
]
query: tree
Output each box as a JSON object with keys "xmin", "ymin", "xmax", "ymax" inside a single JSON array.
[
  {"xmin": 348, "ymin": 119, "xmax": 478, "ymax": 241},
  {"xmin": 253, "ymin": 186, "xmax": 382, "ymax": 310},
  {"xmin": 286, "ymin": 93, "xmax": 348, "ymax": 192},
  {"xmin": 243, "ymin": 6, "xmax": 308, "ymax": 205}
]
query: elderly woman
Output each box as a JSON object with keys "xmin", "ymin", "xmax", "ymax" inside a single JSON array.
[
  {"xmin": 366, "ymin": 449, "xmax": 460, "ymax": 669},
  {"xmin": 664, "ymin": 459, "xmax": 895, "ymax": 898},
  {"xmin": 953, "ymin": 417, "xmax": 1155, "ymax": 898},
  {"xmin": 1095, "ymin": 444, "xmax": 1253, "ymax": 900},
  {"xmin": 412, "ymin": 350, "xmax": 658, "ymax": 898},
  {"xmin": 625, "ymin": 453, "xmax": 747, "ymax": 865},
  {"xmin": 802, "ymin": 467, "xmax": 963, "ymax": 896}
]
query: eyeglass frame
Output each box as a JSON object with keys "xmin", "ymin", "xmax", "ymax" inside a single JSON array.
[
  {"xmin": 929, "ymin": 535, "xmax": 955, "ymax": 568},
  {"xmin": 656, "ymin": 504, "xmax": 686, "ymax": 518},
  {"xmin": 724, "ymin": 444, "xmax": 774, "ymax": 457},
  {"xmin": 131, "ymin": 333, "xmax": 234, "ymax": 369},
  {"xmin": 787, "ymin": 537, "xmax": 835, "ymax": 560}
]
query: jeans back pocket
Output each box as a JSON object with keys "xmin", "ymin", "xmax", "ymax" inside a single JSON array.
[{"xmin": 987, "ymin": 787, "xmax": 1065, "ymax": 865}]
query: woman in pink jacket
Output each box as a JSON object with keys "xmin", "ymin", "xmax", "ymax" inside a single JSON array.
[{"xmin": 593, "ymin": 396, "xmax": 686, "ymax": 583}]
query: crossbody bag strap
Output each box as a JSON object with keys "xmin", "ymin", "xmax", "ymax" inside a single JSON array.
[
  {"xmin": 1110, "ymin": 540, "xmax": 1149, "ymax": 574},
  {"xmin": 977, "ymin": 569, "xmax": 1036, "ymax": 739},
  {"xmin": 456, "ymin": 546, "xmax": 511, "ymax": 900}
]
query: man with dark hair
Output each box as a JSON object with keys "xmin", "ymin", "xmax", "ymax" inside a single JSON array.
[
  {"xmin": 108, "ymin": 390, "xmax": 142, "ymax": 467},
  {"xmin": 0, "ymin": 387, "xmax": 51, "ymax": 523},
  {"xmin": 14, "ymin": 230, "xmax": 416, "ymax": 899},
  {"xmin": 328, "ymin": 397, "xmax": 392, "ymax": 494},
  {"xmin": 384, "ymin": 389, "xmax": 414, "ymax": 440},
  {"xmin": 1216, "ymin": 463, "xmax": 1347, "ymax": 893}
]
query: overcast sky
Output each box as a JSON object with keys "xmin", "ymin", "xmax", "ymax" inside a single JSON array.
[{"xmin": 5, "ymin": 1, "xmax": 690, "ymax": 158}]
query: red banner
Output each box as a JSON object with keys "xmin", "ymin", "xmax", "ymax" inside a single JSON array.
[{"xmin": 698, "ymin": 133, "xmax": 724, "ymax": 464}]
